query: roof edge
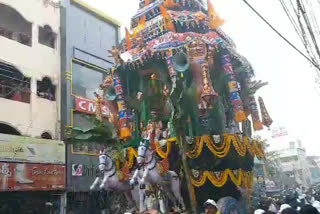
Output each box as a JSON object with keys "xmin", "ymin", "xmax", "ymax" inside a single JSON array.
[{"xmin": 70, "ymin": 0, "xmax": 121, "ymax": 27}]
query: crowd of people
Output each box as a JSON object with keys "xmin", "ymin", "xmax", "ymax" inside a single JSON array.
[
  {"xmin": 124, "ymin": 185, "xmax": 320, "ymax": 214},
  {"xmin": 253, "ymin": 185, "xmax": 320, "ymax": 214}
]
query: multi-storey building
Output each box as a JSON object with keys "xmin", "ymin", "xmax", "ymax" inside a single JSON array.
[
  {"xmin": 307, "ymin": 156, "xmax": 320, "ymax": 184},
  {"xmin": 269, "ymin": 141, "xmax": 312, "ymax": 187},
  {"xmin": 60, "ymin": 0, "xmax": 120, "ymax": 213},
  {"xmin": 0, "ymin": 0, "xmax": 65, "ymax": 213}
]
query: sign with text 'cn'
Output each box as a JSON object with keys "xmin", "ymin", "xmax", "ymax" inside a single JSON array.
[
  {"xmin": 74, "ymin": 97, "xmax": 117, "ymax": 118},
  {"xmin": 0, "ymin": 134, "xmax": 65, "ymax": 164},
  {"xmin": 0, "ymin": 163, "xmax": 65, "ymax": 191}
]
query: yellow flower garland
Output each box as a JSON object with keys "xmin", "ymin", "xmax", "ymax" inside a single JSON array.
[
  {"xmin": 126, "ymin": 138, "xmax": 176, "ymax": 168},
  {"xmin": 127, "ymin": 147, "xmax": 138, "ymax": 169},
  {"xmin": 125, "ymin": 135, "xmax": 264, "ymax": 169},
  {"xmin": 190, "ymin": 169, "xmax": 253, "ymax": 188},
  {"xmin": 154, "ymin": 137, "xmax": 176, "ymax": 159},
  {"xmin": 186, "ymin": 135, "xmax": 265, "ymax": 159}
]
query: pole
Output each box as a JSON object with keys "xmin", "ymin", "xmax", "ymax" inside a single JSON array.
[{"xmin": 178, "ymin": 135, "xmax": 198, "ymax": 214}]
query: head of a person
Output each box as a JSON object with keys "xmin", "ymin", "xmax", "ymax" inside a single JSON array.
[
  {"xmin": 281, "ymin": 208, "xmax": 298, "ymax": 214},
  {"xmin": 145, "ymin": 185, "xmax": 153, "ymax": 197},
  {"xmin": 204, "ymin": 199, "xmax": 218, "ymax": 214},
  {"xmin": 313, "ymin": 201, "xmax": 320, "ymax": 213},
  {"xmin": 143, "ymin": 209, "xmax": 158, "ymax": 214},
  {"xmin": 254, "ymin": 209, "xmax": 266, "ymax": 214},
  {"xmin": 299, "ymin": 204, "xmax": 319, "ymax": 214}
]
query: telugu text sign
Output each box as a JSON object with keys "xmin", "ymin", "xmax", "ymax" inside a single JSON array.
[
  {"xmin": 0, "ymin": 163, "xmax": 65, "ymax": 191},
  {"xmin": 0, "ymin": 134, "xmax": 65, "ymax": 164}
]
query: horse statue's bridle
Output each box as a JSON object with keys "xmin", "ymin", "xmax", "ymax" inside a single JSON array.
[
  {"xmin": 137, "ymin": 141, "xmax": 148, "ymax": 158},
  {"xmin": 138, "ymin": 139, "xmax": 154, "ymax": 165},
  {"xmin": 99, "ymin": 154, "xmax": 115, "ymax": 172}
]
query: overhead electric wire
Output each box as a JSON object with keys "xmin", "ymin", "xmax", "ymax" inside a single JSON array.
[
  {"xmin": 279, "ymin": 0, "xmax": 302, "ymax": 40},
  {"xmin": 285, "ymin": 0, "xmax": 319, "ymax": 64},
  {"xmin": 303, "ymin": 2, "xmax": 320, "ymax": 62},
  {"xmin": 278, "ymin": 0, "xmax": 320, "ymax": 61},
  {"xmin": 287, "ymin": 0, "xmax": 315, "ymax": 59},
  {"xmin": 306, "ymin": 0, "xmax": 320, "ymax": 38},
  {"xmin": 279, "ymin": 0, "xmax": 311, "ymax": 58},
  {"xmin": 297, "ymin": 0, "xmax": 320, "ymax": 61},
  {"xmin": 241, "ymin": 0, "xmax": 320, "ymax": 71}
]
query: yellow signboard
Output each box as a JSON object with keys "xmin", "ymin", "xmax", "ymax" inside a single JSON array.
[{"xmin": 0, "ymin": 134, "xmax": 65, "ymax": 164}]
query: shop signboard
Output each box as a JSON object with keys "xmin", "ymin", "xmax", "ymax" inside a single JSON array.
[
  {"xmin": 74, "ymin": 96, "xmax": 117, "ymax": 118},
  {"xmin": 67, "ymin": 145, "xmax": 99, "ymax": 192},
  {"xmin": 0, "ymin": 134, "xmax": 65, "ymax": 164},
  {"xmin": 0, "ymin": 162, "xmax": 65, "ymax": 191}
]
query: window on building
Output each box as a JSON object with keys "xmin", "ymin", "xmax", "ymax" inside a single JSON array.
[
  {"xmin": 38, "ymin": 25, "xmax": 56, "ymax": 48},
  {"xmin": 37, "ymin": 77, "xmax": 56, "ymax": 101},
  {"xmin": 280, "ymin": 156, "xmax": 298, "ymax": 163},
  {"xmin": 0, "ymin": 3, "xmax": 32, "ymax": 46},
  {"xmin": 41, "ymin": 132, "xmax": 52, "ymax": 139},
  {"xmin": 0, "ymin": 123, "xmax": 21, "ymax": 135},
  {"xmin": 0, "ymin": 62, "xmax": 31, "ymax": 103},
  {"xmin": 72, "ymin": 60, "xmax": 106, "ymax": 100}
]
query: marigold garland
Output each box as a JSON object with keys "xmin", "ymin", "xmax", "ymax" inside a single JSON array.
[
  {"xmin": 190, "ymin": 169, "xmax": 253, "ymax": 188},
  {"xmin": 154, "ymin": 138, "xmax": 176, "ymax": 159},
  {"xmin": 126, "ymin": 138, "xmax": 176, "ymax": 169},
  {"xmin": 126, "ymin": 135, "xmax": 264, "ymax": 168},
  {"xmin": 127, "ymin": 147, "xmax": 138, "ymax": 169},
  {"xmin": 186, "ymin": 134, "xmax": 265, "ymax": 159},
  {"xmin": 117, "ymin": 161, "xmax": 130, "ymax": 182}
]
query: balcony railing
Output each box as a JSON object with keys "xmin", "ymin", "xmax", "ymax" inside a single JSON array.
[
  {"xmin": 0, "ymin": 26, "xmax": 32, "ymax": 46},
  {"xmin": 0, "ymin": 83, "xmax": 31, "ymax": 103}
]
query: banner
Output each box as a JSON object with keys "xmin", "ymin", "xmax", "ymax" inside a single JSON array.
[
  {"xmin": 0, "ymin": 163, "xmax": 65, "ymax": 191},
  {"xmin": 271, "ymin": 126, "xmax": 288, "ymax": 138},
  {"xmin": 0, "ymin": 134, "xmax": 65, "ymax": 164}
]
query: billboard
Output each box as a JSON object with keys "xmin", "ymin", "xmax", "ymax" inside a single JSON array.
[
  {"xmin": 0, "ymin": 134, "xmax": 65, "ymax": 164},
  {"xmin": 0, "ymin": 163, "xmax": 65, "ymax": 191}
]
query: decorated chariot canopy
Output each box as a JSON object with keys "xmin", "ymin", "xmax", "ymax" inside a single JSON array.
[{"xmin": 94, "ymin": 0, "xmax": 273, "ymax": 212}]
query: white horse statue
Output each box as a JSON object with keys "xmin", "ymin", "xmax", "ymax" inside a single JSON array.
[
  {"xmin": 130, "ymin": 139, "xmax": 186, "ymax": 212},
  {"xmin": 90, "ymin": 150, "xmax": 139, "ymax": 210}
]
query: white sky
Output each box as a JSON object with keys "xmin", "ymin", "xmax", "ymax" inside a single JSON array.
[{"xmin": 83, "ymin": 0, "xmax": 320, "ymax": 155}]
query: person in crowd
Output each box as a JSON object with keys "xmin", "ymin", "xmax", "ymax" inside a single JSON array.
[
  {"xmin": 299, "ymin": 204, "xmax": 319, "ymax": 214},
  {"xmin": 145, "ymin": 184, "xmax": 157, "ymax": 210},
  {"xmin": 203, "ymin": 199, "xmax": 218, "ymax": 214},
  {"xmin": 313, "ymin": 201, "xmax": 320, "ymax": 212},
  {"xmin": 279, "ymin": 204, "xmax": 291, "ymax": 213},
  {"xmin": 141, "ymin": 209, "xmax": 159, "ymax": 214},
  {"xmin": 281, "ymin": 208, "xmax": 298, "ymax": 214},
  {"xmin": 254, "ymin": 209, "xmax": 266, "ymax": 214},
  {"xmin": 268, "ymin": 199, "xmax": 278, "ymax": 213}
]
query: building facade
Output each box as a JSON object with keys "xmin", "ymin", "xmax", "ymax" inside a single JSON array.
[
  {"xmin": 60, "ymin": 0, "xmax": 120, "ymax": 213},
  {"xmin": 271, "ymin": 141, "xmax": 312, "ymax": 187},
  {"xmin": 307, "ymin": 156, "xmax": 320, "ymax": 184},
  {"xmin": 0, "ymin": 0, "xmax": 65, "ymax": 213}
]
